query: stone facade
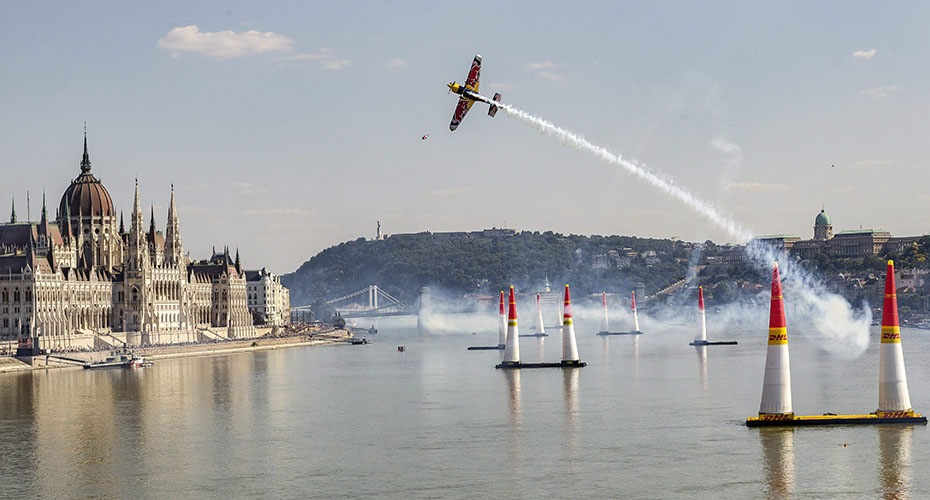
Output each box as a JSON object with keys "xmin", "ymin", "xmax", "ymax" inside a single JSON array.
[
  {"xmin": 245, "ymin": 268, "xmax": 291, "ymax": 327},
  {"xmin": 0, "ymin": 134, "xmax": 265, "ymax": 349},
  {"xmin": 753, "ymin": 208, "xmax": 920, "ymax": 260}
]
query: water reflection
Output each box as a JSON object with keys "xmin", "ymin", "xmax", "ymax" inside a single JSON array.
[
  {"xmin": 536, "ymin": 337, "xmax": 545, "ymax": 363},
  {"xmin": 0, "ymin": 373, "xmax": 39, "ymax": 498},
  {"xmin": 0, "ymin": 353, "xmax": 275, "ymax": 499},
  {"xmin": 504, "ymin": 369, "xmax": 524, "ymax": 480},
  {"xmin": 562, "ymin": 368, "xmax": 579, "ymax": 459},
  {"xmin": 631, "ymin": 335, "xmax": 639, "ymax": 377},
  {"xmin": 505, "ymin": 369, "xmax": 521, "ymax": 424},
  {"xmin": 601, "ymin": 335, "xmax": 609, "ymax": 362},
  {"xmin": 878, "ymin": 426, "xmax": 912, "ymax": 500},
  {"xmin": 759, "ymin": 428, "xmax": 794, "ymax": 499},
  {"xmin": 695, "ymin": 346, "xmax": 707, "ymax": 395}
]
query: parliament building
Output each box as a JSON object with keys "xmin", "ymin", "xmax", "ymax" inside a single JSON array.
[{"xmin": 0, "ymin": 135, "xmax": 289, "ymax": 351}]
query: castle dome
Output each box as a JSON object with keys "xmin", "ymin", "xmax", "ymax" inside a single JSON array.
[
  {"xmin": 815, "ymin": 209, "xmax": 831, "ymax": 226},
  {"xmin": 58, "ymin": 134, "xmax": 115, "ymax": 219}
]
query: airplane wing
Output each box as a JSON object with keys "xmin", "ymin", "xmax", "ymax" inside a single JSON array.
[
  {"xmin": 449, "ymin": 97, "xmax": 475, "ymax": 131},
  {"xmin": 465, "ymin": 54, "xmax": 481, "ymax": 92}
]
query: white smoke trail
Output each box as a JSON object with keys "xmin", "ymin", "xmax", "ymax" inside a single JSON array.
[
  {"xmin": 498, "ymin": 103, "xmax": 871, "ymax": 357},
  {"xmin": 498, "ymin": 103, "xmax": 754, "ymax": 242}
]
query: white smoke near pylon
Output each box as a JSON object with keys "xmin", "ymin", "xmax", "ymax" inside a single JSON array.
[{"xmin": 498, "ymin": 103, "xmax": 872, "ymax": 357}]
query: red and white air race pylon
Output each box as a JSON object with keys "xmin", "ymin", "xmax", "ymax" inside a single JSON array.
[
  {"xmin": 759, "ymin": 263, "xmax": 793, "ymax": 418},
  {"xmin": 695, "ymin": 286, "xmax": 707, "ymax": 343},
  {"xmin": 878, "ymin": 260, "xmax": 913, "ymax": 416},
  {"xmin": 561, "ymin": 284, "xmax": 584, "ymax": 366},
  {"xmin": 498, "ymin": 290, "xmax": 506, "ymax": 348},
  {"xmin": 599, "ymin": 292, "xmax": 609, "ymax": 334},
  {"xmin": 501, "ymin": 286, "xmax": 521, "ymax": 366},
  {"xmin": 535, "ymin": 293, "xmax": 546, "ymax": 335},
  {"xmin": 631, "ymin": 291, "xmax": 641, "ymax": 333}
]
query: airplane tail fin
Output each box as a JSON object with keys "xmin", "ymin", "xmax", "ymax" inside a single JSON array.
[{"xmin": 488, "ymin": 93, "xmax": 502, "ymax": 117}]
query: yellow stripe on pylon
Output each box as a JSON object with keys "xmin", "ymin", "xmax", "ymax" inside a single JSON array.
[
  {"xmin": 768, "ymin": 327, "xmax": 788, "ymax": 345},
  {"xmin": 881, "ymin": 325, "xmax": 901, "ymax": 343},
  {"xmin": 563, "ymin": 319, "xmax": 573, "ymax": 326}
]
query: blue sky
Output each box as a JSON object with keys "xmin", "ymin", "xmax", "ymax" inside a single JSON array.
[{"xmin": 1, "ymin": 1, "xmax": 928, "ymax": 272}]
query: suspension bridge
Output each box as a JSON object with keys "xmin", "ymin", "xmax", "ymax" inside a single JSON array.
[{"xmin": 323, "ymin": 285, "xmax": 410, "ymax": 318}]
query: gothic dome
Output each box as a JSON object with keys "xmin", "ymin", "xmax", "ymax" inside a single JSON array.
[{"xmin": 58, "ymin": 135, "xmax": 115, "ymax": 219}]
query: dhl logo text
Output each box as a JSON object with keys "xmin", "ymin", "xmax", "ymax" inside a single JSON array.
[
  {"xmin": 759, "ymin": 414, "xmax": 793, "ymax": 421},
  {"xmin": 878, "ymin": 411, "xmax": 912, "ymax": 418}
]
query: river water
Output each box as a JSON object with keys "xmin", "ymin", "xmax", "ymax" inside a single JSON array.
[{"xmin": 1, "ymin": 313, "xmax": 929, "ymax": 499}]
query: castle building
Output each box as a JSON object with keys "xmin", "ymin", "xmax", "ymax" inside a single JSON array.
[
  {"xmin": 0, "ymin": 134, "xmax": 269, "ymax": 350},
  {"xmin": 755, "ymin": 208, "xmax": 922, "ymax": 259}
]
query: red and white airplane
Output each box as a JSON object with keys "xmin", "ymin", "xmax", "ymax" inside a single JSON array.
[{"xmin": 447, "ymin": 54, "xmax": 502, "ymax": 131}]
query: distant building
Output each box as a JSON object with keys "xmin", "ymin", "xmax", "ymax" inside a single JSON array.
[
  {"xmin": 758, "ymin": 207, "xmax": 928, "ymax": 259},
  {"xmin": 750, "ymin": 234, "xmax": 801, "ymax": 255},
  {"xmin": 642, "ymin": 250, "xmax": 660, "ymax": 266},
  {"xmin": 896, "ymin": 268, "xmax": 927, "ymax": 290},
  {"xmin": 245, "ymin": 268, "xmax": 291, "ymax": 327}
]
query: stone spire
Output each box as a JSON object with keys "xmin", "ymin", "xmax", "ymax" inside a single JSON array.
[
  {"xmin": 168, "ymin": 183, "xmax": 176, "ymax": 222},
  {"xmin": 63, "ymin": 202, "xmax": 72, "ymax": 242},
  {"xmin": 149, "ymin": 204, "xmax": 156, "ymax": 238},
  {"xmin": 39, "ymin": 191, "xmax": 49, "ymax": 237},
  {"xmin": 119, "ymin": 211, "xmax": 125, "ymax": 234},
  {"xmin": 127, "ymin": 179, "xmax": 146, "ymax": 272},
  {"xmin": 80, "ymin": 126, "xmax": 92, "ymax": 174},
  {"xmin": 131, "ymin": 179, "xmax": 143, "ymax": 235},
  {"xmin": 234, "ymin": 247, "xmax": 241, "ymax": 272},
  {"xmin": 165, "ymin": 184, "xmax": 183, "ymax": 266},
  {"xmin": 9, "ymin": 198, "xmax": 15, "ymax": 223}
]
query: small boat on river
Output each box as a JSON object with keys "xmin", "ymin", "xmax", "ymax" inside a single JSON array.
[{"xmin": 83, "ymin": 352, "xmax": 153, "ymax": 369}]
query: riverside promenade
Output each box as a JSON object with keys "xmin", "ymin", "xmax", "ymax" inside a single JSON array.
[{"xmin": 0, "ymin": 327, "xmax": 356, "ymax": 373}]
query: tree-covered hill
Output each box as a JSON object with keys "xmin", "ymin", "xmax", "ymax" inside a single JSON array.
[{"xmin": 281, "ymin": 231, "xmax": 691, "ymax": 309}]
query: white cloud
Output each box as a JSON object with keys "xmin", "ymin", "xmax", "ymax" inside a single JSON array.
[
  {"xmin": 860, "ymin": 85, "xmax": 900, "ymax": 98},
  {"xmin": 526, "ymin": 61, "xmax": 556, "ymax": 70},
  {"xmin": 236, "ymin": 182, "xmax": 269, "ymax": 195},
  {"xmin": 278, "ymin": 48, "xmax": 351, "ymax": 70},
  {"xmin": 852, "ymin": 49, "xmax": 877, "ymax": 59},
  {"xmin": 538, "ymin": 71, "xmax": 564, "ymax": 81},
  {"xmin": 488, "ymin": 82, "xmax": 518, "ymax": 91},
  {"xmin": 321, "ymin": 58, "xmax": 351, "ymax": 70},
  {"xmin": 157, "ymin": 25, "xmax": 293, "ymax": 58},
  {"xmin": 526, "ymin": 62, "xmax": 563, "ymax": 82},
  {"xmin": 158, "ymin": 26, "xmax": 350, "ymax": 69},
  {"xmin": 279, "ymin": 52, "xmax": 329, "ymax": 62},
  {"xmin": 384, "ymin": 58, "xmax": 409, "ymax": 69},
  {"xmin": 725, "ymin": 182, "xmax": 788, "ymax": 192},
  {"xmin": 244, "ymin": 208, "xmax": 312, "ymax": 216},
  {"xmin": 711, "ymin": 137, "xmax": 742, "ymax": 158}
]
